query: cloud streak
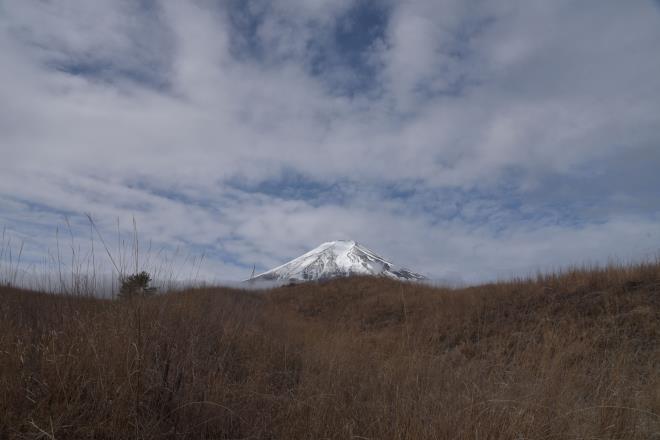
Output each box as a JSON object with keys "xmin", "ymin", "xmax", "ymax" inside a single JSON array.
[{"xmin": 1, "ymin": 0, "xmax": 659, "ymax": 283}]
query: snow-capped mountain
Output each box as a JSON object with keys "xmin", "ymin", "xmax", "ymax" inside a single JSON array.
[{"xmin": 249, "ymin": 240, "xmax": 426, "ymax": 283}]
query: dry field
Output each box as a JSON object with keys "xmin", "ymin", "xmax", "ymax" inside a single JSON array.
[{"xmin": 1, "ymin": 263, "xmax": 659, "ymax": 439}]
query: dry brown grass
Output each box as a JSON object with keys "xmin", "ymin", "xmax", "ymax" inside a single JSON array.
[{"xmin": 1, "ymin": 263, "xmax": 659, "ymax": 439}]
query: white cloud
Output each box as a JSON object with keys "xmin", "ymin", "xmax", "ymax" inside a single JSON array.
[{"xmin": 1, "ymin": 0, "xmax": 659, "ymax": 283}]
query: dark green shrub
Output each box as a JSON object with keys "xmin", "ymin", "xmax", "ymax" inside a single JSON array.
[{"xmin": 118, "ymin": 271, "xmax": 156, "ymax": 300}]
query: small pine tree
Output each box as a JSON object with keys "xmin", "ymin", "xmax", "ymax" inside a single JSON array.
[{"xmin": 118, "ymin": 271, "xmax": 156, "ymax": 300}]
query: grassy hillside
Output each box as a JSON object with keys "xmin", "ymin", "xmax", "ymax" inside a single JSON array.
[{"xmin": 1, "ymin": 263, "xmax": 658, "ymax": 439}]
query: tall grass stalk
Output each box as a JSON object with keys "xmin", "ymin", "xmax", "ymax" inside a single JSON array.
[{"xmin": 1, "ymin": 215, "xmax": 206, "ymax": 297}]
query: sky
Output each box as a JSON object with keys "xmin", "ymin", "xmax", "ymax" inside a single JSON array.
[{"xmin": 1, "ymin": 0, "xmax": 660, "ymax": 284}]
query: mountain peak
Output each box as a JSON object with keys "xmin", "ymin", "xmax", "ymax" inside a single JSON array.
[
  {"xmin": 249, "ymin": 241, "xmax": 426, "ymax": 283},
  {"xmin": 320, "ymin": 239, "xmax": 357, "ymax": 246}
]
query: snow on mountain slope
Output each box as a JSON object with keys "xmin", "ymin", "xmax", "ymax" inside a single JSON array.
[{"xmin": 249, "ymin": 240, "xmax": 426, "ymax": 283}]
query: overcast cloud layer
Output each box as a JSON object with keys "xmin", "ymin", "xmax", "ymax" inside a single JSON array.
[{"xmin": 1, "ymin": 0, "xmax": 659, "ymax": 284}]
